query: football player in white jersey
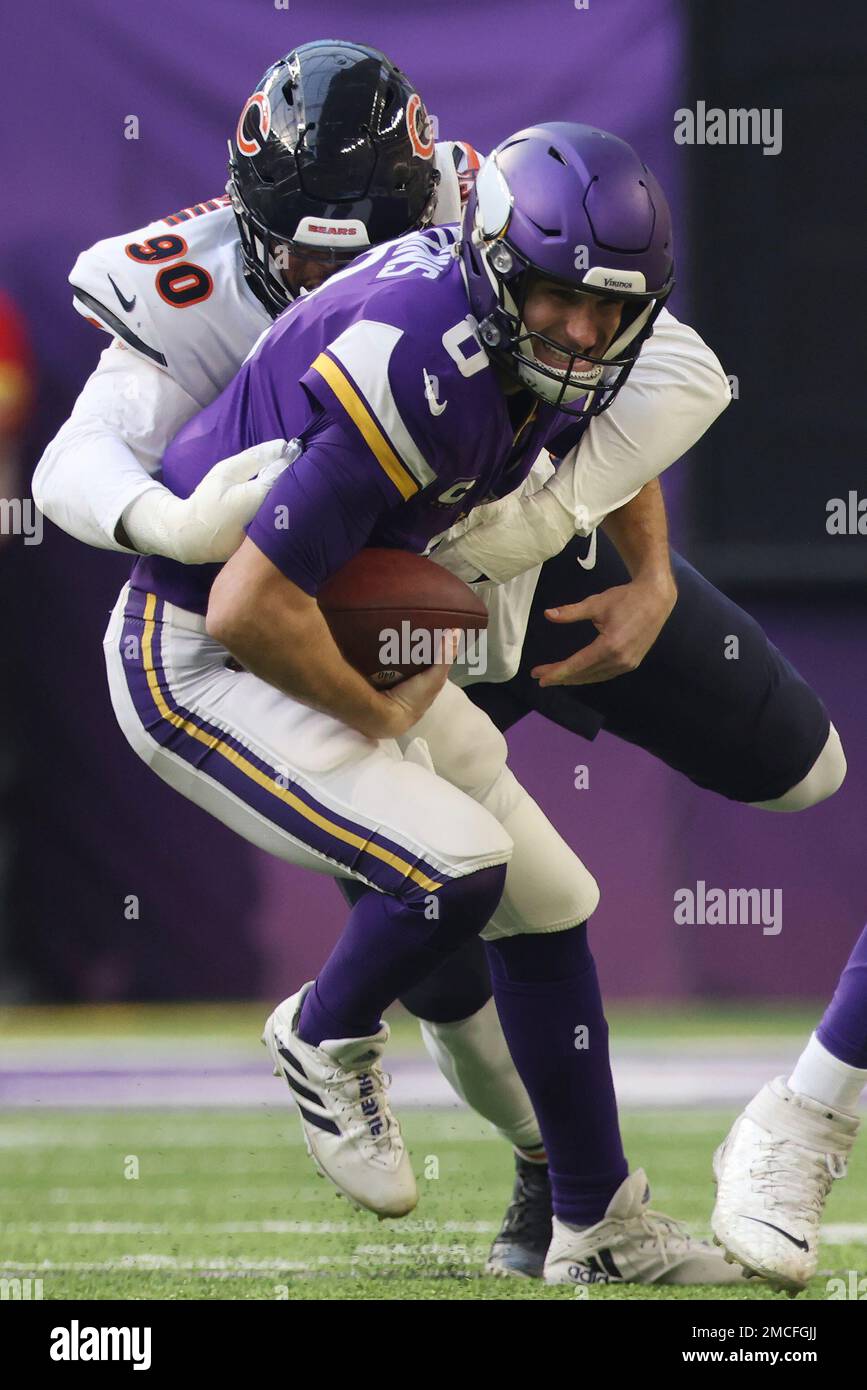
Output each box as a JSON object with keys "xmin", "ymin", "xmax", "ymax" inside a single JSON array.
[
  {"xmin": 36, "ymin": 43, "xmax": 472, "ymax": 559},
  {"xmin": 35, "ymin": 41, "xmax": 855, "ymax": 1292}
]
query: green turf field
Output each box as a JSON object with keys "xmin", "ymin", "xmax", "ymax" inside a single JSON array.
[
  {"xmin": 1, "ymin": 1004, "xmax": 865, "ymax": 1301},
  {"xmin": 0, "ymin": 998, "xmax": 827, "ymax": 1045}
]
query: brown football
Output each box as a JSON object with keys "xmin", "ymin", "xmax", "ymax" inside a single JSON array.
[{"xmin": 318, "ymin": 548, "xmax": 488, "ymax": 688}]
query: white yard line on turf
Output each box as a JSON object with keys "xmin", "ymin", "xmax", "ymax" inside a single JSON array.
[
  {"xmin": 5, "ymin": 1235, "xmax": 866, "ymax": 1278},
  {"xmin": 0, "ymin": 1252, "xmax": 489, "ymax": 1272},
  {"xmin": 0, "ymin": 1219, "xmax": 497, "ymax": 1235},
  {"xmin": 4, "ymin": 1221, "xmax": 866, "ymax": 1241},
  {"xmin": 3, "ymin": 1228, "xmax": 861, "ymax": 1251}
]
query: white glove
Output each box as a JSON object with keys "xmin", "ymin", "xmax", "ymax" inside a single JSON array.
[
  {"xmin": 121, "ymin": 439, "xmax": 296, "ymax": 563},
  {"xmin": 432, "ymin": 487, "xmax": 584, "ymax": 583}
]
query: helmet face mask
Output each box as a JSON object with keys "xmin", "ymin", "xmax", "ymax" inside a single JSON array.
[
  {"xmin": 474, "ymin": 245, "xmax": 666, "ymax": 416},
  {"xmin": 461, "ymin": 123, "xmax": 676, "ymax": 417},
  {"xmin": 228, "ymin": 181, "xmax": 365, "ymax": 306},
  {"xmin": 229, "ymin": 41, "xmax": 441, "ymax": 316}
]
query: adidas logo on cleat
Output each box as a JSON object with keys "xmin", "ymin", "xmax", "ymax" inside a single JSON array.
[{"xmin": 567, "ymin": 1251, "xmax": 621, "ymax": 1284}]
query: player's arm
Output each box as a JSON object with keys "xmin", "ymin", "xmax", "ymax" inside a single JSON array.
[
  {"xmin": 529, "ymin": 310, "xmax": 728, "ymax": 685},
  {"xmin": 208, "ymin": 542, "xmax": 452, "ymax": 740},
  {"xmin": 532, "ymin": 479, "xmax": 677, "ymax": 687},
  {"xmin": 206, "ymin": 418, "xmax": 454, "ymax": 740},
  {"xmin": 432, "ymin": 308, "xmax": 730, "ymax": 582},
  {"xmin": 32, "ymin": 341, "xmax": 287, "ymax": 561},
  {"xmin": 600, "ymin": 478, "xmax": 674, "ymax": 590}
]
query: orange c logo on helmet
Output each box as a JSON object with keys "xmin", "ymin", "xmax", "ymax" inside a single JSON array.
[
  {"xmin": 236, "ymin": 92, "xmax": 272, "ymax": 157},
  {"xmin": 406, "ymin": 94, "xmax": 435, "ymax": 159}
]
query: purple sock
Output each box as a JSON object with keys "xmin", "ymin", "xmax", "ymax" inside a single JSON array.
[
  {"xmin": 298, "ymin": 864, "xmax": 506, "ymax": 1046},
  {"xmin": 486, "ymin": 927, "xmax": 628, "ymax": 1227},
  {"xmin": 817, "ymin": 923, "xmax": 867, "ymax": 1068}
]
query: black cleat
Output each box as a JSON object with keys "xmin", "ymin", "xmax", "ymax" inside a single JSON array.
[{"xmin": 485, "ymin": 1155, "xmax": 552, "ymax": 1278}]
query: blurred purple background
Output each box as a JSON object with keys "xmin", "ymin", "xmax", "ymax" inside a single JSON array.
[{"xmin": 0, "ymin": 0, "xmax": 863, "ymax": 1005}]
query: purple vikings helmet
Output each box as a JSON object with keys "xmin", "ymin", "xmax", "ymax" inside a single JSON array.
[{"xmin": 460, "ymin": 122, "xmax": 675, "ymax": 416}]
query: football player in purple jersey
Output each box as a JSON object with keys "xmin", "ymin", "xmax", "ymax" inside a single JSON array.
[
  {"xmin": 102, "ymin": 123, "xmax": 756, "ymax": 1286},
  {"xmin": 40, "ymin": 45, "xmax": 742, "ymax": 1284},
  {"xmin": 35, "ymin": 45, "xmax": 860, "ymax": 1291}
]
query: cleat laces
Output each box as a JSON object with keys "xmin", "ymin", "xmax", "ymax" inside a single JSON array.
[
  {"xmin": 324, "ymin": 1061, "xmax": 401, "ymax": 1153},
  {"xmin": 628, "ymin": 1209, "xmax": 695, "ymax": 1268},
  {"xmin": 748, "ymin": 1137, "xmax": 847, "ymax": 1219}
]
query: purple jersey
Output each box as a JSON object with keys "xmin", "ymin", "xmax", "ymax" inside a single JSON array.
[{"xmin": 132, "ymin": 226, "xmax": 577, "ymax": 612}]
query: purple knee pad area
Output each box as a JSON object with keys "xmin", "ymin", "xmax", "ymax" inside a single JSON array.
[{"xmin": 398, "ymin": 934, "xmax": 494, "ymax": 1024}]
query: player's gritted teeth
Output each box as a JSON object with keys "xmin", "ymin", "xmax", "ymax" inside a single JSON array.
[
  {"xmin": 522, "ymin": 278, "xmax": 624, "ymax": 373},
  {"xmin": 532, "ymin": 340, "xmax": 579, "ymax": 371}
]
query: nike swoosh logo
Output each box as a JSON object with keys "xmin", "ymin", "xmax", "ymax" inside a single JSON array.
[
  {"xmin": 740, "ymin": 1216, "xmax": 810, "ymax": 1251},
  {"xmin": 108, "ymin": 274, "xmax": 136, "ymax": 313},
  {"xmin": 576, "ymin": 530, "xmax": 597, "ymax": 570}
]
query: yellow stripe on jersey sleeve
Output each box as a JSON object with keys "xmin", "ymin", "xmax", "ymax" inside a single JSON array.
[{"xmin": 311, "ymin": 352, "xmax": 420, "ymax": 501}]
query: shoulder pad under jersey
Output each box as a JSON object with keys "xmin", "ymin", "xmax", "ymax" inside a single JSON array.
[{"xmin": 69, "ymin": 198, "xmax": 270, "ymax": 406}]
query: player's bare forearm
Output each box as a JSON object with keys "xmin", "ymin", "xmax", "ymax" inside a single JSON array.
[
  {"xmin": 531, "ymin": 481, "xmax": 678, "ymax": 687},
  {"xmin": 207, "ymin": 540, "xmax": 451, "ymax": 739},
  {"xmin": 600, "ymin": 478, "xmax": 676, "ymax": 600}
]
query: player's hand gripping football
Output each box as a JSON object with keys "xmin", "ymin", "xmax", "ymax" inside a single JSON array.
[
  {"xmin": 531, "ymin": 576, "xmax": 677, "ymax": 686},
  {"xmin": 123, "ymin": 439, "xmax": 293, "ymax": 564},
  {"xmin": 378, "ymin": 629, "xmax": 462, "ymax": 736}
]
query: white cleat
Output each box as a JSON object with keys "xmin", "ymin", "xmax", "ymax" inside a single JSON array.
[
  {"xmin": 712, "ymin": 1076, "xmax": 859, "ymax": 1294},
  {"xmin": 544, "ymin": 1169, "xmax": 748, "ymax": 1286},
  {"xmin": 262, "ymin": 984, "xmax": 418, "ymax": 1219}
]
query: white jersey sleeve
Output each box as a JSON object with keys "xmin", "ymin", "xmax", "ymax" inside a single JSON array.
[
  {"xmin": 48, "ymin": 160, "xmax": 480, "ymax": 557},
  {"xmin": 433, "ymin": 307, "xmax": 730, "ymax": 592},
  {"xmin": 42, "ymin": 197, "xmax": 271, "ymax": 551},
  {"xmin": 68, "ymin": 198, "xmax": 270, "ymax": 407},
  {"xmin": 32, "ymin": 341, "xmax": 200, "ymax": 551},
  {"xmin": 543, "ymin": 307, "xmax": 731, "ymax": 529},
  {"xmin": 442, "ymin": 310, "xmax": 730, "ymax": 686}
]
